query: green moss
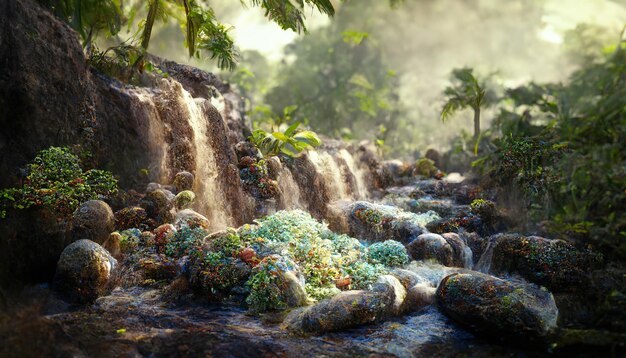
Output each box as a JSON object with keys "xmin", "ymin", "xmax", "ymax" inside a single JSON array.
[{"xmin": 367, "ymin": 240, "xmax": 409, "ymax": 267}]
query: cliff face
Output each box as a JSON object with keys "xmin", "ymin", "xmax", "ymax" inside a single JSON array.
[{"xmin": 0, "ymin": 0, "xmax": 248, "ymax": 191}]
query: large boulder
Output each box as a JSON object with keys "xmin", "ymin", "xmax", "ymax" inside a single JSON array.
[
  {"xmin": 71, "ymin": 200, "xmax": 115, "ymax": 245},
  {"xmin": 436, "ymin": 272, "xmax": 558, "ymax": 341},
  {"xmin": 174, "ymin": 209, "xmax": 210, "ymax": 230},
  {"xmin": 406, "ymin": 233, "xmax": 454, "ymax": 266},
  {"xmin": 141, "ymin": 189, "xmax": 174, "ymax": 224},
  {"xmin": 372, "ymin": 275, "xmax": 407, "ymax": 316},
  {"xmin": 490, "ymin": 235, "xmax": 601, "ymax": 293},
  {"xmin": 283, "ymin": 289, "xmax": 390, "ymax": 334},
  {"xmin": 54, "ymin": 239, "xmax": 118, "ymax": 303}
]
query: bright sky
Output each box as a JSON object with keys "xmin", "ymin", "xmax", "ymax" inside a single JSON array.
[{"xmin": 224, "ymin": 0, "xmax": 626, "ymax": 57}]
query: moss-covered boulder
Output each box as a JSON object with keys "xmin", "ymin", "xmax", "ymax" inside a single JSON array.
[
  {"xmin": 71, "ymin": 200, "xmax": 115, "ymax": 245},
  {"xmin": 53, "ymin": 239, "xmax": 118, "ymax": 303},
  {"xmin": 436, "ymin": 272, "xmax": 558, "ymax": 341},
  {"xmin": 114, "ymin": 206, "xmax": 150, "ymax": 231},
  {"xmin": 406, "ymin": 233, "xmax": 454, "ymax": 266},
  {"xmin": 174, "ymin": 209, "xmax": 210, "ymax": 230},
  {"xmin": 490, "ymin": 235, "xmax": 600, "ymax": 293},
  {"xmin": 174, "ymin": 190, "xmax": 196, "ymax": 210},
  {"xmin": 372, "ymin": 275, "xmax": 407, "ymax": 315},
  {"xmin": 173, "ymin": 171, "xmax": 194, "ymax": 192},
  {"xmin": 347, "ymin": 201, "xmax": 435, "ymax": 244},
  {"xmin": 282, "ymin": 289, "xmax": 390, "ymax": 334},
  {"xmin": 141, "ymin": 189, "xmax": 174, "ymax": 224}
]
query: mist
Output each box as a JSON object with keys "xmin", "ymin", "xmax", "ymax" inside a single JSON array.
[{"xmin": 147, "ymin": 0, "xmax": 626, "ymax": 153}]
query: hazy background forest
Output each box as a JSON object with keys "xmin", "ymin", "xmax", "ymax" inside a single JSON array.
[{"xmin": 124, "ymin": 0, "xmax": 626, "ymax": 157}]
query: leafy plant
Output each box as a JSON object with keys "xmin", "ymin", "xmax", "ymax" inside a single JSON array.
[
  {"xmin": 0, "ymin": 147, "xmax": 118, "ymax": 219},
  {"xmin": 249, "ymin": 122, "xmax": 321, "ymax": 157},
  {"xmin": 440, "ymin": 68, "xmax": 497, "ymax": 141},
  {"xmin": 40, "ymin": 0, "xmax": 337, "ymax": 71}
]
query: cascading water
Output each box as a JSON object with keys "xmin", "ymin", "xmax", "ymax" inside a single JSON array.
[
  {"xmin": 337, "ymin": 149, "xmax": 369, "ymax": 200},
  {"xmin": 307, "ymin": 151, "xmax": 350, "ymax": 200},
  {"xmin": 182, "ymin": 90, "xmax": 230, "ymax": 230},
  {"xmin": 277, "ymin": 167, "xmax": 304, "ymax": 210}
]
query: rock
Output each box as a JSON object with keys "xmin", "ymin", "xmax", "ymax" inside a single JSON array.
[
  {"xmin": 441, "ymin": 233, "xmax": 473, "ymax": 268},
  {"xmin": 283, "ymin": 290, "xmax": 390, "ymax": 334},
  {"xmin": 139, "ymin": 254, "xmax": 178, "ymax": 281},
  {"xmin": 347, "ymin": 201, "xmax": 429, "ymax": 244},
  {"xmin": 114, "ymin": 206, "xmax": 149, "ymax": 230},
  {"xmin": 174, "ymin": 209, "xmax": 210, "ymax": 230},
  {"xmin": 71, "ymin": 200, "xmax": 115, "ymax": 245},
  {"xmin": 406, "ymin": 233, "xmax": 454, "ymax": 266},
  {"xmin": 145, "ymin": 182, "xmax": 162, "ymax": 193},
  {"xmin": 141, "ymin": 189, "xmax": 174, "ymax": 224},
  {"xmin": 402, "ymin": 283, "xmax": 436, "ymax": 313},
  {"xmin": 372, "ymin": 275, "xmax": 407, "ymax": 316},
  {"xmin": 102, "ymin": 232, "xmax": 122, "ymax": 259},
  {"xmin": 54, "ymin": 239, "xmax": 118, "ymax": 303},
  {"xmin": 390, "ymin": 268, "xmax": 430, "ymax": 289},
  {"xmin": 173, "ymin": 171, "xmax": 194, "ymax": 192},
  {"xmin": 175, "ymin": 190, "xmax": 196, "ymax": 210},
  {"xmin": 490, "ymin": 235, "xmax": 600, "ymax": 293},
  {"xmin": 436, "ymin": 272, "xmax": 558, "ymax": 341}
]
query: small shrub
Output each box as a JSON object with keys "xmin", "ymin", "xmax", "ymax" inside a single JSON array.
[
  {"xmin": 343, "ymin": 261, "xmax": 387, "ymax": 290},
  {"xmin": 414, "ymin": 157, "xmax": 439, "ymax": 177},
  {"xmin": 0, "ymin": 147, "xmax": 118, "ymax": 218},
  {"xmin": 165, "ymin": 227, "xmax": 208, "ymax": 258},
  {"xmin": 246, "ymin": 255, "xmax": 298, "ymax": 312},
  {"xmin": 367, "ymin": 240, "xmax": 409, "ymax": 267},
  {"xmin": 190, "ymin": 251, "xmax": 250, "ymax": 300}
]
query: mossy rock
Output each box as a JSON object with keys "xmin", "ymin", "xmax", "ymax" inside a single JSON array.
[
  {"xmin": 406, "ymin": 233, "xmax": 454, "ymax": 266},
  {"xmin": 282, "ymin": 289, "xmax": 391, "ymax": 335},
  {"xmin": 114, "ymin": 206, "xmax": 149, "ymax": 231},
  {"xmin": 173, "ymin": 171, "xmax": 194, "ymax": 192},
  {"xmin": 491, "ymin": 235, "xmax": 601, "ymax": 293},
  {"xmin": 71, "ymin": 200, "xmax": 115, "ymax": 245},
  {"xmin": 436, "ymin": 272, "xmax": 558, "ymax": 341},
  {"xmin": 174, "ymin": 190, "xmax": 196, "ymax": 210},
  {"xmin": 54, "ymin": 239, "xmax": 118, "ymax": 303}
]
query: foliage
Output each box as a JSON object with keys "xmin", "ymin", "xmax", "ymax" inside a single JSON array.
[
  {"xmin": 245, "ymin": 255, "xmax": 298, "ymax": 312},
  {"xmin": 165, "ymin": 226, "xmax": 207, "ymax": 258},
  {"xmin": 38, "ymin": 0, "xmax": 122, "ymax": 48},
  {"xmin": 248, "ymin": 122, "xmax": 321, "ymax": 158},
  {"xmin": 480, "ymin": 35, "xmax": 626, "ymax": 257},
  {"xmin": 0, "ymin": 147, "xmax": 117, "ymax": 219},
  {"xmin": 343, "ymin": 261, "xmax": 387, "ymax": 290},
  {"xmin": 367, "ymin": 240, "xmax": 409, "ymax": 267},
  {"xmin": 414, "ymin": 158, "xmax": 438, "ymax": 177},
  {"xmin": 40, "ymin": 0, "xmax": 337, "ymax": 71},
  {"xmin": 190, "ymin": 250, "xmax": 250, "ymax": 299},
  {"xmin": 440, "ymin": 68, "xmax": 497, "ymax": 140},
  {"xmin": 206, "ymin": 230, "xmax": 245, "ymax": 258}
]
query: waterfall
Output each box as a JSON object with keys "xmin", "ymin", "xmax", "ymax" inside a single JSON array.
[
  {"xmin": 307, "ymin": 151, "xmax": 349, "ymax": 200},
  {"xmin": 182, "ymin": 91, "xmax": 230, "ymax": 230},
  {"xmin": 277, "ymin": 166, "xmax": 303, "ymax": 210},
  {"xmin": 126, "ymin": 87, "xmax": 169, "ymax": 183},
  {"xmin": 475, "ymin": 238, "xmax": 496, "ymax": 273},
  {"xmin": 337, "ymin": 149, "xmax": 369, "ymax": 200}
]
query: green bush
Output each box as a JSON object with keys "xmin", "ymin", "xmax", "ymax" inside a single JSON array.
[
  {"xmin": 367, "ymin": 240, "xmax": 409, "ymax": 267},
  {"xmin": 0, "ymin": 146, "xmax": 117, "ymax": 218},
  {"xmin": 343, "ymin": 261, "xmax": 387, "ymax": 290},
  {"xmin": 246, "ymin": 255, "xmax": 299, "ymax": 312},
  {"xmin": 165, "ymin": 227, "xmax": 208, "ymax": 258}
]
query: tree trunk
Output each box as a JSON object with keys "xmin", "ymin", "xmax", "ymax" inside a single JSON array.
[{"xmin": 473, "ymin": 106, "xmax": 481, "ymax": 140}]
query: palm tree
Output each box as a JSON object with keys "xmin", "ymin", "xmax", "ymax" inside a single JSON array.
[{"xmin": 440, "ymin": 68, "xmax": 494, "ymax": 140}]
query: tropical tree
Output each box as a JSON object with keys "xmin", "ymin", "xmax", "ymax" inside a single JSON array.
[
  {"xmin": 39, "ymin": 0, "xmax": 337, "ymax": 70},
  {"xmin": 440, "ymin": 67, "xmax": 496, "ymax": 141}
]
